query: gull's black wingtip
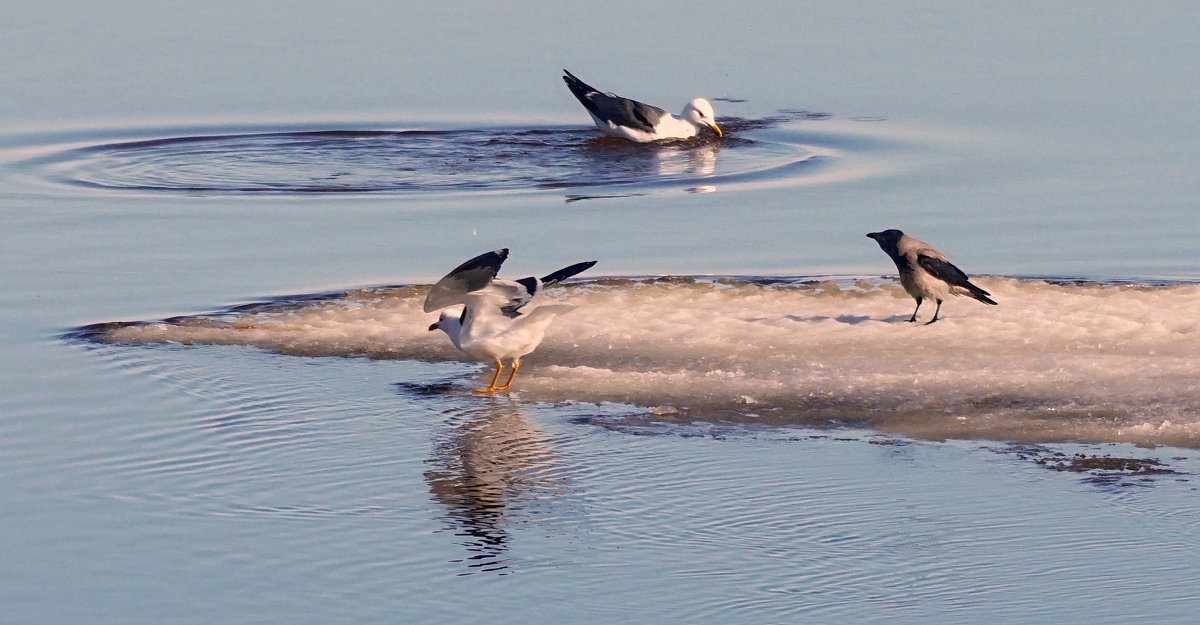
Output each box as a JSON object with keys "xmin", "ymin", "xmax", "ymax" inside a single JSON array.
[
  {"xmin": 540, "ymin": 260, "xmax": 597, "ymax": 286},
  {"xmin": 423, "ymin": 248, "xmax": 511, "ymax": 312},
  {"xmin": 562, "ymin": 70, "xmax": 599, "ymax": 103},
  {"xmin": 451, "ymin": 248, "xmax": 507, "ymax": 274}
]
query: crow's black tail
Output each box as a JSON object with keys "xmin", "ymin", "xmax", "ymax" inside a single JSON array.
[{"xmin": 966, "ymin": 282, "xmax": 998, "ymax": 305}]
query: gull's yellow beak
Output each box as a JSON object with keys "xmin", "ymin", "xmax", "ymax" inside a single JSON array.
[
  {"xmin": 428, "ymin": 322, "xmax": 439, "ymax": 331},
  {"xmin": 708, "ymin": 123, "xmax": 723, "ymax": 138}
]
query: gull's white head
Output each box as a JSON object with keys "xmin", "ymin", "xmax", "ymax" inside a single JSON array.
[
  {"xmin": 681, "ymin": 98, "xmax": 722, "ymax": 137},
  {"xmin": 428, "ymin": 309, "xmax": 464, "ymax": 348}
]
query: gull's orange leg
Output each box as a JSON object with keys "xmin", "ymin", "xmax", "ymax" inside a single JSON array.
[
  {"xmin": 494, "ymin": 360, "xmax": 520, "ymax": 391},
  {"xmin": 474, "ymin": 359, "xmax": 504, "ymax": 393}
]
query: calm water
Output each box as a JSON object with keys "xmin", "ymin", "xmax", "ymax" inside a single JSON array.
[{"xmin": 3, "ymin": 2, "xmax": 1199, "ymax": 623}]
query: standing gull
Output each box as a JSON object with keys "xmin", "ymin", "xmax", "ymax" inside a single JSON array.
[
  {"xmin": 562, "ymin": 69, "xmax": 722, "ymax": 142},
  {"xmin": 867, "ymin": 229, "xmax": 997, "ymax": 324},
  {"xmin": 425, "ymin": 249, "xmax": 596, "ymax": 392}
]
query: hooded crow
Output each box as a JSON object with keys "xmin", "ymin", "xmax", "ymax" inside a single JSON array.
[{"xmin": 866, "ymin": 229, "xmax": 997, "ymax": 324}]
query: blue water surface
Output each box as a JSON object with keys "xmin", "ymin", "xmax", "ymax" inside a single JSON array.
[{"xmin": 2, "ymin": 2, "xmax": 1198, "ymax": 624}]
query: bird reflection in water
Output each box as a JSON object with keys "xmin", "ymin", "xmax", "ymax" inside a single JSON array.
[
  {"xmin": 653, "ymin": 140, "xmax": 719, "ymax": 178},
  {"xmin": 572, "ymin": 136, "xmax": 722, "ymax": 186},
  {"xmin": 424, "ymin": 396, "xmax": 568, "ymax": 576}
]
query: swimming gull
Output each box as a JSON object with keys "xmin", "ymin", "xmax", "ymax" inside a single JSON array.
[
  {"xmin": 425, "ymin": 249, "xmax": 597, "ymax": 392},
  {"xmin": 562, "ymin": 69, "xmax": 722, "ymax": 142},
  {"xmin": 867, "ymin": 229, "xmax": 997, "ymax": 324}
]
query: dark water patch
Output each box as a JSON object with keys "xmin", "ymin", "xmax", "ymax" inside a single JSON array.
[
  {"xmin": 568, "ymin": 409, "xmax": 874, "ymax": 442},
  {"xmin": 1043, "ymin": 455, "xmax": 1177, "ymax": 474},
  {"xmin": 990, "ymin": 443, "xmax": 1187, "ymax": 488},
  {"xmin": 775, "ymin": 108, "xmax": 833, "ymax": 120},
  {"xmin": 564, "ymin": 192, "xmax": 648, "ymax": 203},
  {"xmin": 570, "ymin": 411, "xmax": 723, "ymax": 438},
  {"xmin": 62, "ymin": 320, "xmax": 153, "ymax": 343},
  {"xmin": 867, "ymin": 437, "xmax": 913, "ymax": 446},
  {"xmin": 394, "ymin": 380, "xmax": 463, "ymax": 397},
  {"xmin": 1026, "ymin": 274, "xmax": 1200, "ymax": 288},
  {"xmin": 10, "ymin": 115, "xmax": 877, "ymax": 198}
]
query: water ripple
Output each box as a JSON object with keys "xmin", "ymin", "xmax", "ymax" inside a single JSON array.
[{"xmin": 6, "ymin": 114, "xmax": 887, "ymax": 198}]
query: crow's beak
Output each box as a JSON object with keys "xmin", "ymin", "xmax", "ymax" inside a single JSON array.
[{"xmin": 428, "ymin": 322, "xmax": 439, "ymax": 331}]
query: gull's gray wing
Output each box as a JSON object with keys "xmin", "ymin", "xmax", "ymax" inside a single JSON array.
[
  {"xmin": 563, "ymin": 70, "xmax": 667, "ymax": 133},
  {"xmin": 423, "ymin": 248, "xmax": 509, "ymax": 312}
]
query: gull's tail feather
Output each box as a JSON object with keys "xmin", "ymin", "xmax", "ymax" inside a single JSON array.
[{"xmin": 541, "ymin": 260, "xmax": 597, "ymax": 286}]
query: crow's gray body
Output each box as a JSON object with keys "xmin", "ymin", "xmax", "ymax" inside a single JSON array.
[{"xmin": 867, "ymin": 229, "xmax": 997, "ymax": 324}]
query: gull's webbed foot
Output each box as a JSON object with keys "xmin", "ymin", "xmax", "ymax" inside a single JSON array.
[
  {"xmin": 493, "ymin": 361, "xmax": 520, "ymax": 391},
  {"xmin": 474, "ymin": 360, "xmax": 504, "ymax": 393}
]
